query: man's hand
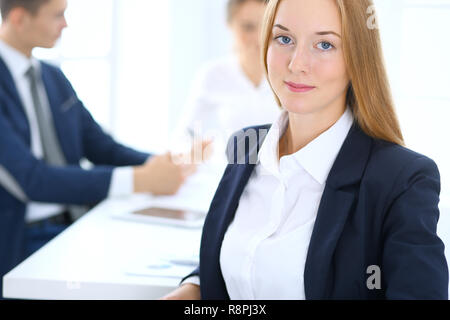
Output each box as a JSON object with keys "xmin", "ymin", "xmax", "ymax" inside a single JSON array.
[
  {"xmin": 133, "ymin": 152, "xmax": 196, "ymax": 195},
  {"xmin": 133, "ymin": 139, "xmax": 213, "ymax": 195}
]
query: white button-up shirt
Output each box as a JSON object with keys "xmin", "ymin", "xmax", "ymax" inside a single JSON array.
[
  {"xmin": 219, "ymin": 107, "xmax": 354, "ymax": 299},
  {"xmin": 0, "ymin": 40, "xmax": 134, "ymax": 223},
  {"xmin": 174, "ymin": 55, "xmax": 281, "ymax": 162},
  {"xmin": 182, "ymin": 55, "xmax": 280, "ymax": 135}
]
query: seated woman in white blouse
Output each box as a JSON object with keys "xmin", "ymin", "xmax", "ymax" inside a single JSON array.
[
  {"xmin": 163, "ymin": 0, "xmax": 448, "ymax": 300},
  {"xmin": 173, "ymin": 0, "xmax": 280, "ymax": 161}
]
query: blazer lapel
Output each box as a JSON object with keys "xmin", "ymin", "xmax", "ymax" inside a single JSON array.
[
  {"xmin": 215, "ymin": 164, "xmax": 256, "ymax": 237},
  {"xmin": 0, "ymin": 57, "xmax": 31, "ymax": 145},
  {"xmin": 200, "ymin": 163, "xmax": 255, "ymax": 299},
  {"xmin": 40, "ymin": 63, "xmax": 71, "ymax": 162},
  {"xmin": 202, "ymin": 127, "xmax": 269, "ymax": 298},
  {"xmin": 0, "ymin": 57, "xmax": 23, "ymax": 107},
  {"xmin": 40, "ymin": 62, "xmax": 64, "ymax": 119},
  {"xmin": 208, "ymin": 127, "xmax": 270, "ymax": 254},
  {"xmin": 304, "ymin": 123, "xmax": 373, "ymax": 299}
]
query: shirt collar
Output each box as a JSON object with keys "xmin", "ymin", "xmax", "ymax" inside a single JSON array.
[
  {"xmin": 258, "ymin": 107, "xmax": 354, "ymax": 185},
  {"xmin": 0, "ymin": 39, "xmax": 40, "ymax": 81},
  {"xmin": 258, "ymin": 109, "xmax": 289, "ymax": 177}
]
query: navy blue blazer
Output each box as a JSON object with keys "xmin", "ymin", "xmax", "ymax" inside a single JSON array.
[
  {"xmin": 0, "ymin": 57, "xmax": 150, "ymax": 291},
  {"xmin": 185, "ymin": 122, "xmax": 448, "ymax": 300}
]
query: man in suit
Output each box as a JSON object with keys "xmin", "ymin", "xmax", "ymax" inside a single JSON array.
[{"xmin": 0, "ymin": 0, "xmax": 200, "ymax": 297}]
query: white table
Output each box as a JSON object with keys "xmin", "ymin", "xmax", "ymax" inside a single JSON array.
[
  {"xmin": 3, "ymin": 194, "xmax": 206, "ymax": 300},
  {"xmin": 2, "ymin": 160, "xmax": 228, "ymax": 300},
  {"xmin": 3, "ymin": 191, "xmax": 450, "ymax": 300}
]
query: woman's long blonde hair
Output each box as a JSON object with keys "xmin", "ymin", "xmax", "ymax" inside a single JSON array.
[{"xmin": 261, "ymin": 0, "xmax": 404, "ymax": 146}]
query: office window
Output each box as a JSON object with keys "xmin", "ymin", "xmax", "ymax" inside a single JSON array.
[
  {"xmin": 375, "ymin": 0, "xmax": 450, "ymax": 202},
  {"xmin": 34, "ymin": 0, "xmax": 114, "ymax": 131},
  {"xmin": 34, "ymin": 0, "xmax": 170, "ymax": 153},
  {"xmin": 399, "ymin": 4, "xmax": 450, "ymax": 201}
]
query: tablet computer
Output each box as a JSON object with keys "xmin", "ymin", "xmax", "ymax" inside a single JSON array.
[{"xmin": 113, "ymin": 206, "xmax": 206, "ymax": 228}]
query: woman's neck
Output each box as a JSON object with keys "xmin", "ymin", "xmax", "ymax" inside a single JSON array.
[{"xmin": 278, "ymin": 102, "xmax": 346, "ymax": 160}]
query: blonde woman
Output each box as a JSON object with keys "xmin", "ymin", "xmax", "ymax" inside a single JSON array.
[{"xmin": 164, "ymin": 0, "xmax": 448, "ymax": 300}]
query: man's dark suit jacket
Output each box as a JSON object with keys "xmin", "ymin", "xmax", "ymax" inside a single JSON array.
[
  {"xmin": 0, "ymin": 57, "xmax": 150, "ymax": 293},
  {"xmin": 185, "ymin": 122, "xmax": 448, "ymax": 300}
]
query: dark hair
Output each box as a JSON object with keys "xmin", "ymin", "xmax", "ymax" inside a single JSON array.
[
  {"xmin": 0, "ymin": 0, "xmax": 50, "ymax": 20},
  {"xmin": 227, "ymin": 0, "xmax": 268, "ymax": 23}
]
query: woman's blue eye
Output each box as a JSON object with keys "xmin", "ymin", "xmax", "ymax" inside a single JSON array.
[
  {"xmin": 317, "ymin": 41, "xmax": 334, "ymax": 51},
  {"xmin": 276, "ymin": 36, "xmax": 292, "ymax": 45}
]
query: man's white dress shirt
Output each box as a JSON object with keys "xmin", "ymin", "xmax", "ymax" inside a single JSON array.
[
  {"xmin": 184, "ymin": 107, "xmax": 354, "ymax": 299},
  {"xmin": 0, "ymin": 40, "xmax": 133, "ymax": 223}
]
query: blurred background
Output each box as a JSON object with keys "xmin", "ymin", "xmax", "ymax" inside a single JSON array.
[{"xmin": 18, "ymin": 0, "xmax": 450, "ymax": 202}]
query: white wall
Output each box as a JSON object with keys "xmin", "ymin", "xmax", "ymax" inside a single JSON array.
[
  {"xmin": 168, "ymin": 0, "xmax": 231, "ymax": 135},
  {"xmin": 375, "ymin": 0, "xmax": 450, "ymax": 201}
]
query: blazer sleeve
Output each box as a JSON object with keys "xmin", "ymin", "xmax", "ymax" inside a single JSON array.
[
  {"xmin": 0, "ymin": 108, "xmax": 113, "ymax": 205},
  {"xmin": 180, "ymin": 266, "xmax": 200, "ymax": 285},
  {"xmin": 381, "ymin": 156, "xmax": 448, "ymax": 299}
]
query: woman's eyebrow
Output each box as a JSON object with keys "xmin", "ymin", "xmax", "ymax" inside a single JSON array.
[
  {"xmin": 273, "ymin": 24, "xmax": 289, "ymax": 31},
  {"xmin": 273, "ymin": 24, "xmax": 341, "ymax": 38},
  {"xmin": 316, "ymin": 31, "xmax": 341, "ymax": 38}
]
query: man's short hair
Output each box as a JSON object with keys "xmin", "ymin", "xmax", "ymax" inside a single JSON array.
[{"xmin": 0, "ymin": 0, "xmax": 51, "ymax": 20}]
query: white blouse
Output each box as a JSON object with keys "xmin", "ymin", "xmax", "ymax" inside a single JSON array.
[
  {"xmin": 219, "ymin": 107, "xmax": 354, "ymax": 299},
  {"xmin": 173, "ymin": 55, "xmax": 281, "ymax": 161}
]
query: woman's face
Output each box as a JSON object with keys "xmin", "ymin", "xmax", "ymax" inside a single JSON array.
[
  {"xmin": 229, "ymin": 0, "xmax": 266, "ymax": 61},
  {"xmin": 267, "ymin": 0, "xmax": 350, "ymax": 116}
]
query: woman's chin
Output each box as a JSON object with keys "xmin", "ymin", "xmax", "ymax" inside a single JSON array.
[{"xmin": 281, "ymin": 100, "xmax": 317, "ymax": 115}]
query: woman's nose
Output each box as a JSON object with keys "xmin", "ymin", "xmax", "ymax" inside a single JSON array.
[{"xmin": 288, "ymin": 46, "xmax": 311, "ymax": 74}]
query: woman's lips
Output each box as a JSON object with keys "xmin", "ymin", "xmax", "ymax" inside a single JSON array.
[{"xmin": 285, "ymin": 81, "xmax": 316, "ymax": 93}]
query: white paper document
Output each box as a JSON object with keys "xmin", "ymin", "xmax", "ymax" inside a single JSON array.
[{"xmin": 125, "ymin": 255, "xmax": 199, "ymax": 279}]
